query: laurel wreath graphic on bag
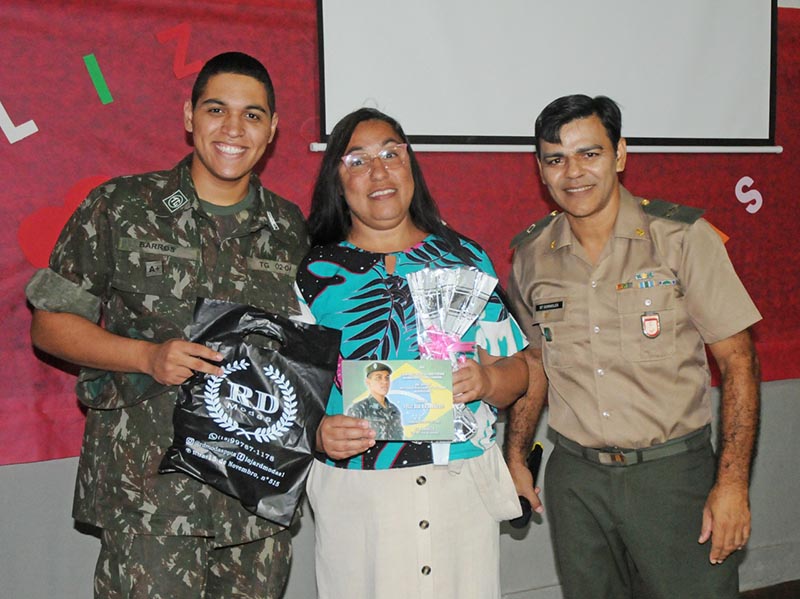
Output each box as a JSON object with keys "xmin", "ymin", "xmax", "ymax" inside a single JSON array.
[{"xmin": 204, "ymin": 360, "xmax": 297, "ymax": 442}]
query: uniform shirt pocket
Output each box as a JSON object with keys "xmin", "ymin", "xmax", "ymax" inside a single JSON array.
[
  {"xmin": 243, "ymin": 256, "xmax": 301, "ymax": 316},
  {"xmin": 532, "ymin": 296, "xmax": 576, "ymax": 369},
  {"xmin": 617, "ymin": 286, "xmax": 676, "ymax": 361},
  {"xmin": 111, "ymin": 238, "xmax": 200, "ymax": 317}
]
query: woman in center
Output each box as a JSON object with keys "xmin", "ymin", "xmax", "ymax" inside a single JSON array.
[{"xmin": 296, "ymin": 108, "xmax": 529, "ymax": 599}]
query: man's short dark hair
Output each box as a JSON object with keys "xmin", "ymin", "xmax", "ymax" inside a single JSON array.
[
  {"xmin": 534, "ymin": 95, "xmax": 622, "ymax": 154},
  {"xmin": 191, "ymin": 51, "xmax": 276, "ymax": 114}
]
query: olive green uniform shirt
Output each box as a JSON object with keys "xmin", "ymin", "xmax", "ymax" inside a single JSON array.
[
  {"xmin": 346, "ymin": 394, "xmax": 404, "ymax": 440},
  {"xmin": 25, "ymin": 155, "xmax": 309, "ymax": 546},
  {"xmin": 508, "ymin": 187, "xmax": 761, "ymax": 449}
]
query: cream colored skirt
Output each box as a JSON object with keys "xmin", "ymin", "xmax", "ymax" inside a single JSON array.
[{"xmin": 306, "ymin": 444, "xmax": 520, "ymax": 599}]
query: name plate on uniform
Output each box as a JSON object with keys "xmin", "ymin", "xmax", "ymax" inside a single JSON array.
[
  {"xmin": 246, "ymin": 257, "xmax": 297, "ymax": 277},
  {"xmin": 341, "ymin": 359, "xmax": 453, "ymax": 441},
  {"xmin": 118, "ymin": 237, "xmax": 200, "ymax": 260}
]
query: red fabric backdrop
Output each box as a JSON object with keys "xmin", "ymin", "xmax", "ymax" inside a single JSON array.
[{"xmin": 2, "ymin": 1, "xmax": 798, "ymax": 465}]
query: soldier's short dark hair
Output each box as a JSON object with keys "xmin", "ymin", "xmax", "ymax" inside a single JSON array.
[
  {"xmin": 191, "ymin": 52, "xmax": 276, "ymax": 114},
  {"xmin": 534, "ymin": 94, "xmax": 622, "ymax": 155}
]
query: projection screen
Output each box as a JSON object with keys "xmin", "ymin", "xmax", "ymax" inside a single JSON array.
[{"xmin": 318, "ymin": 0, "xmax": 777, "ymax": 150}]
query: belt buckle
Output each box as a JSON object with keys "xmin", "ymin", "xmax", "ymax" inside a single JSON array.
[{"xmin": 598, "ymin": 450, "xmax": 627, "ymax": 466}]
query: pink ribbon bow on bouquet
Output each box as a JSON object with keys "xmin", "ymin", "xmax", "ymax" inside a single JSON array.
[{"xmin": 418, "ymin": 326, "xmax": 474, "ymax": 367}]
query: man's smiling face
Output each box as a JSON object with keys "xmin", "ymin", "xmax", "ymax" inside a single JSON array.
[{"xmin": 184, "ymin": 72, "xmax": 278, "ymax": 204}]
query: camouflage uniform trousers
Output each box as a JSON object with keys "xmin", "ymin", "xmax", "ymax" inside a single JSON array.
[{"xmin": 94, "ymin": 528, "xmax": 291, "ymax": 599}]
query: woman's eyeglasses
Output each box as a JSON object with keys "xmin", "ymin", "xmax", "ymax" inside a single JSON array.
[{"xmin": 341, "ymin": 144, "xmax": 408, "ymax": 175}]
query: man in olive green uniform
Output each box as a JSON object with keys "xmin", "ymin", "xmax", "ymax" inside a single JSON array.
[
  {"xmin": 25, "ymin": 52, "xmax": 308, "ymax": 598},
  {"xmin": 505, "ymin": 94, "xmax": 761, "ymax": 599},
  {"xmin": 346, "ymin": 362, "xmax": 404, "ymax": 439}
]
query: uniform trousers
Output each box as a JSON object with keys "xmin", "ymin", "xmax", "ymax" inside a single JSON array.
[
  {"xmin": 545, "ymin": 438, "xmax": 740, "ymax": 599},
  {"xmin": 307, "ymin": 444, "xmax": 520, "ymax": 599},
  {"xmin": 94, "ymin": 528, "xmax": 291, "ymax": 599}
]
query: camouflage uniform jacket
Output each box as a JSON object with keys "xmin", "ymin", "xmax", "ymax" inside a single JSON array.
[
  {"xmin": 25, "ymin": 155, "xmax": 309, "ymax": 546},
  {"xmin": 346, "ymin": 395, "xmax": 404, "ymax": 440}
]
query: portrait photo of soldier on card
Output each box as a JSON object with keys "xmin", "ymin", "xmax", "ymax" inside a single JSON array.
[{"xmin": 341, "ymin": 360, "xmax": 454, "ymax": 441}]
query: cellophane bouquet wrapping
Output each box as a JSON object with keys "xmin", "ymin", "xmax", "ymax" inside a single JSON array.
[{"xmin": 406, "ymin": 267, "xmax": 498, "ymax": 442}]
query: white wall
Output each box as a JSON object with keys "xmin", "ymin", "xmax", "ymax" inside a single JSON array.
[{"xmin": 1, "ymin": 379, "xmax": 798, "ymax": 598}]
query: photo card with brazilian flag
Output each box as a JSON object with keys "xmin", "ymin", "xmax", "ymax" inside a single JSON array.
[{"xmin": 341, "ymin": 359, "xmax": 454, "ymax": 441}]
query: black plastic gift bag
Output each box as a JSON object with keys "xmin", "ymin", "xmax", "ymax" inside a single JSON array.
[{"xmin": 160, "ymin": 298, "xmax": 340, "ymax": 526}]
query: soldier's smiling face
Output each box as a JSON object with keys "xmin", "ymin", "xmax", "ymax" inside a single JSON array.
[
  {"xmin": 184, "ymin": 72, "xmax": 278, "ymax": 204},
  {"xmin": 537, "ymin": 114, "xmax": 626, "ymax": 224},
  {"xmin": 365, "ymin": 370, "xmax": 391, "ymax": 400}
]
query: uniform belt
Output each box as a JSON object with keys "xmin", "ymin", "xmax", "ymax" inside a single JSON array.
[{"xmin": 555, "ymin": 425, "xmax": 710, "ymax": 467}]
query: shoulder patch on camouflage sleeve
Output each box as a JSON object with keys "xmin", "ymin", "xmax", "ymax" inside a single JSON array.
[
  {"xmin": 510, "ymin": 210, "xmax": 559, "ymax": 249},
  {"xmin": 639, "ymin": 198, "xmax": 704, "ymax": 224}
]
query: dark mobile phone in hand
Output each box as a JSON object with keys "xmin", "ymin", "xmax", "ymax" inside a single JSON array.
[{"xmin": 508, "ymin": 442, "xmax": 543, "ymax": 529}]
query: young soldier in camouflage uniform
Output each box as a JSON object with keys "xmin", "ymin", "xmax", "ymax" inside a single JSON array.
[
  {"xmin": 25, "ymin": 52, "xmax": 308, "ymax": 598},
  {"xmin": 346, "ymin": 362, "xmax": 404, "ymax": 439}
]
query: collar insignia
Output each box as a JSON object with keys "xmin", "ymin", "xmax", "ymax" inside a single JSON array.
[{"xmin": 163, "ymin": 190, "xmax": 190, "ymax": 213}]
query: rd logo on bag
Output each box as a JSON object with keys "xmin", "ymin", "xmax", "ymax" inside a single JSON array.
[{"xmin": 204, "ymin": 359, "xmax": 298, "ymax": 442}]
